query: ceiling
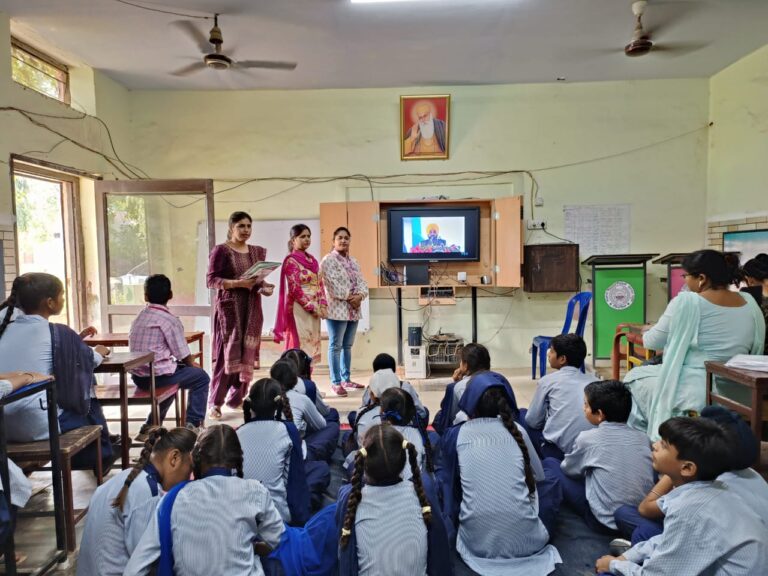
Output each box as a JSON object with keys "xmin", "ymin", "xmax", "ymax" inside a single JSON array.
[{"xmin": 2, "ymin": 0, "xmax": 768, "ymax": 91}]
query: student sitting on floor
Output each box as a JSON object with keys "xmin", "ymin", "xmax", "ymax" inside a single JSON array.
[
  {"xmin": 353, "ymin": 353, "xmax": 428, "ymax": 425},
  {"xmin": 77, "ymin": 427, "xmax": 196, "ymax": 576},
  {"xmin": 336, "ymin": 424, "xmax": 452, "ymax": 576},
  {"xmin": 129, "ymin": 274, "xmax": 210, "ymax": 440},
  {"xmin": 0, "ymin": 272, "xmax": 116, "ymax": 473},
  {"xmin": 270, "ymin": 360, "xmax": 339, "ymax": 463},
  {"xmin": 238, "ymin": 377, "xmax": 330, "ymax": 525},
  {"xmin": 432, "ymin": 343, "xmax": 490, "ymax": 434},
  {"xmin": 124, "ymin": 425, "xmax": 285, "ymax": 576},
  {"xmin": 612, "ymin": 404, "xmax": 768, "ymax": 550},
  {"xmin": 343, "ymin": 367, "xmax": 402, "ymax": 455},
  {"xmin": 595, "ymin": 417, "xmax": 768, "ymax": 575},
  {"xmin": 437, "ymin": 371, "xmax": 561, "ymax": 575},
  {"xmin": 521, "ymin": 334, "xmax": 596, "ymax": 460},
  {"xmin": 279, "ymin": 348, "xmax": 336, "ymax": 419},
  {"xmin": 544, "ymin": 379, "xmax": 654, "ymax": 533}
]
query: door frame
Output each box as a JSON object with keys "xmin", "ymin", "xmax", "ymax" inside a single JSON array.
[{"xmin": 94, "ymin": 179, "xmax": 215, "ymax": 332}]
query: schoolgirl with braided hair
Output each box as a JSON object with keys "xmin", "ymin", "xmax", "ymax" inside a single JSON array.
[
  {"xmin": 237, "ymin": 378, "xmax": 329, "ymax": 524},
  {"xmin": 124, "ymin": 424, "xmax": 285, "ymax": 576},
  {"xmin": 0, "ymin": 272, "xmax": 114, "ymax": 472},
  {"xmin": 335, "ymin": 424, "xmax": 453, "ymax": 576},
  {"xmin": 436, "ymin": 371, "xmax": 561, "ymax": 576},
  {"xmin": 77, "ymin": 427, "xmax": 196, "ymax": 576},
  {"xmin": 380, "ymin": 387, "xmax": 434, "ymax": 476}
]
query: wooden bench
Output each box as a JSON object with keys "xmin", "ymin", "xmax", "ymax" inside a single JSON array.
[
  {"xmin": 96, "ymin": 382, "xmax": 186, "ymax": 433},
  {"xmin": 7, "ymin": 425, "xmax": 104, "ymax": 551},
  {"xmin": 706, "ymin": 361, "xmax": 768, "ymax": 469}
]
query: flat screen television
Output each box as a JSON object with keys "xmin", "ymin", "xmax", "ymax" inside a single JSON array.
[{"xmin": 387, "ymin": 206, "xmax": 480, "ymax": 262}]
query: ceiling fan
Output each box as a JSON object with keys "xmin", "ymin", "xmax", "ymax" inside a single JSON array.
[
  {"xmin": 623, "ymin": 0, "xmax": 704, "ymax": 58},
  {"xmin": 171, "ymin": 14, "xmax": 297, "ymax": 76}
]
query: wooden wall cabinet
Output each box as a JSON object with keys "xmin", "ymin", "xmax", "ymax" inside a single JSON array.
[
  {"xmin": 523, "ymin": 243, "xmax": 580, "ymax": 292},
  {"xmin": 319, "ymin": 196, "xmax": 523, "ymax": 287}
]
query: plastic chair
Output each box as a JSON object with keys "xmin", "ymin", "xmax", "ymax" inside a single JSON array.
[{"xmin": 531, "ymin": 291, "xmax": 592, "ymax": 379}]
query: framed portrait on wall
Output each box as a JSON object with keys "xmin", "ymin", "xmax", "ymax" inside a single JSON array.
[{"xmin": 400, "ymin": 95, "xmax": 450, "ymax": 161}]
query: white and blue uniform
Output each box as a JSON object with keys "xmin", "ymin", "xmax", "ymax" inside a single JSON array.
[
  {"xmin": 77, "ymin": 466, "xmax": 161, "ymax": 576},
  {"xmin": 124, "ymin": 474, "xmax": 285, "ymax": 576},
  {"xmin": 523, "ymin": 366, "xmax": 597, "ymax": 454},
  {"xmin": 609, "ymin": 480, "xmax": 768, "ymax": 575},
  {"xmin": 560, "ymin": 422, "xmax": 654, "ymax": 529},
  {"xmin": 451, "ymin": 418, "xmax": 560, "ymax": 575},
  {"xmin": 0, "ymin": 380, "xmax": 32, "ymax": 509}
]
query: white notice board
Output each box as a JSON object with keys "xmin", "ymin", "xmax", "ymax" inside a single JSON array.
[
  {"xmin": 196, "ymin": 219, "xmax": 369, "ymax": 335},
  {"xmin": 563, "ymin": 204, "xmax": 631, "ymax": 256}
]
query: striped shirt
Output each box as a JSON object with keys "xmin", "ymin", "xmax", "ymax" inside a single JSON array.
[
  {"xmin": 129, "ymin": 304, "xmax": 190, "ymax": 377},
  {"xmin": 524, "ymin": 366, "xmax": 597, "ymax": 453},
  {"xmin": 717, "ymin": 468, "xmax": 768, "ymax": 522},
  {"xmin": 77, "ymin": 468, "xmax": 160, "ymax": 576},
  {"xmin": 124, "ymin": 476, "xmax": 285, "ymax": 576},
  {"xmin": 355, "ymin": 482, "xmax": 428, "ymax": 576},
  {"xmin": 455, "ymin": 418, "xmax": 561, "ymax": 575},
  {"xmin": 394, "ymin": 425, "xmax": 426, "ymax": 481},
  {"xmin": 286, "ymin": 389, "xmax": 327, "ymax": 437},
  {"xmin": 294, "ymin": 379, "xmax": 331, "ymax": 416},
  {"xmin": 237, "ymin": 420, "xmax": 293, "ymax": 522},
  {"xmin": 610, "ymin": 480, "xmax": 768, "ymax": 575},
  {"xmin": 561, "ymin": 421, "xmax": 654, "ymax": 529}
]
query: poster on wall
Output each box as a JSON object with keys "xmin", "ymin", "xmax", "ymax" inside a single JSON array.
[
  {"xmin": 400, "ymin": 95, "xmax": 450, "ymax": 160},
  {"xmin": 723, "ymin": 228, "xmax": 768, "ymax": 262},
  {"xmin": 563, "ymin": 204, "xmax": 631, "ymax": 256}
]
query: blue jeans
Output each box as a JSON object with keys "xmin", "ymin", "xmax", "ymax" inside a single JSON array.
[
  {"xmin": 326, "ymin": 320, "xmax": 358, "ymax": 385},
  {"xmin": 614, "ymin": 504, "xmax": 664, "ymax": 545},
  {"xmin": 132, "ymin": 364, "xmax": 210, "ymax": 427}
]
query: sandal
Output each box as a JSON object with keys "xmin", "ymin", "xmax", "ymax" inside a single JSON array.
[{"xmin": 208, "ymin": 406, "xmax": 222, "ymax": 420}]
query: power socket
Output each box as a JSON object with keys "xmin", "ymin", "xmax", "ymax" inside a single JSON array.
[{"xmin": 527, "ymin": 219, "xmax": 547, "ymax": 230}]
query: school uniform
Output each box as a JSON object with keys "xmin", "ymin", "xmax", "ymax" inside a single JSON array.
[
  {"xmin": 432, "ymin": 376, "xmax": 470, "ymax": 434},
  {"xmin": 335, "ymin": 475, "xmax": 453, "ymax": 576},
  {"xmin": 551, "ymin": 421, "xmax": 654, "ymax": 531},
  {"xmin": 440, "ymin": 417, "xmax": 561, "ymax": 575},
  {"xmin": 521, "ymin": 366, "xmax": 597, "ymax": 459},
  {"xmin": 344, "ymin": 423, "xmax": 427, "ymax": 481},
  {"xmin": 285, "ymin": 389, "xmax": 339, "ymax": 462},
  {"xmin": 124, "ymin": 471, "xmax": 285, "ymax": 576},
  {"xmin": 77, "ymin": 465, "xmax": 162, "ymax": 576},
  {"xmin": 607, "ymin": 480, "xmax": 768, "ymax": 575},
  {"xmin": 296, "ymin": 377, "xmax": 335, "ymax": 418},
  {"xmin": 237, "ymin": 419, "xmax": 329, "ymax": 525}
]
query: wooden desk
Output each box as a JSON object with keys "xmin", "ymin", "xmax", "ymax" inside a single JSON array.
[
  {"xmin": 0, "ymin": 379, "xmax": 66, "ymax": 574},
  {"xmin": 705, "ymin": 361, "xmax": 768, "ymax": 463},
  {"xmin": 94, "ymin": 352, "xmax": 155, "ymax": 469},
  {"xmin": 86, "ymin": 331, "xmax": 205, "ymax": 368},
  {"xmin": 611, "ymin": 323, "xmax": 657, "ymax": 380}
]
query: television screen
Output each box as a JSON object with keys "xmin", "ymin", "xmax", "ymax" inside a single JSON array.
[{"xmin": 388, "ymin": 207, "xmax": 480, "ymax": 262}]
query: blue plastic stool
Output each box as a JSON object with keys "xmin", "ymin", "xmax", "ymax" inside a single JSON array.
[{"xmin": 531, "ymin": 291, "xmax": 592, "ymax": 379}]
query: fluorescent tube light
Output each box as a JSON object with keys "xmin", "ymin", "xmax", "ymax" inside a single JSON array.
[{"xmin": 351, "ymin": 0, "xmax": 442, "ymax": 4}]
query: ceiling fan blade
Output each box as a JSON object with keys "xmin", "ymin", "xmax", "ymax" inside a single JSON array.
[
  {"xmin": 171, "ymin": 20, "xmax": 211, "ymax": 54},
  {"xmin": 643, "ymin": 2, "xmax": 702, "ymax": 39},
  {"xmin": 236, "ymin": 60, "xmax": 298, "ymax": 71},
  {"xmin": 171, "ymin": 61, "xmax": 207, "ymax": 77},
  {"xmin": 652, "ymin": 42, "xmax": 709, "ymax": 57}
]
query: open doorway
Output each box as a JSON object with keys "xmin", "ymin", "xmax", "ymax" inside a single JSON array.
[{"xmin": 12, "ymin": 164, "xmax": 84, "ymax": 327}]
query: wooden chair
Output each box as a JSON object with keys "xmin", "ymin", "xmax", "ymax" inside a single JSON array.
[{"xmin": 8, "ymin": 425, "xmax": 104, "ymax": 551}]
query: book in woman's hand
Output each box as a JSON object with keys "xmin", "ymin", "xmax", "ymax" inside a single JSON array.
[{"xmin": 240, "ymin": 261, "xmax": 281, "ymax": 282}]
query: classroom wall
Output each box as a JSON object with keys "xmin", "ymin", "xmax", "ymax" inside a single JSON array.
[
  {"xmin": 127, "ymin": 79, "xmax": 710, "ymax": 367},
  {"xmin": 708, "ymin": 44, "xmax": 768, "ymax": 221}
]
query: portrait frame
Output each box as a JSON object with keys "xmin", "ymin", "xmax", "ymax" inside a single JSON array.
[{"xmin": 400, "ymin": 94, "xmax": 451, "ymax": 161}]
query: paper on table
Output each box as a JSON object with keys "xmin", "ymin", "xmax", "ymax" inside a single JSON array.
[
  {"xmin": 240, "ymin": 261, "xmax": 281, "ymax": 282},
  {"xmin": 725, "ymin": 354, "xmax": 768, "ymax": 371}
]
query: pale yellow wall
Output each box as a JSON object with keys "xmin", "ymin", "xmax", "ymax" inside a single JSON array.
[
  {"xmin": 708, "ymin": 44, "xmax": 768, "ymax": 220},
  {"xmin": 128, "ymin": 79, "xmax": 710, "ymax": 367}
]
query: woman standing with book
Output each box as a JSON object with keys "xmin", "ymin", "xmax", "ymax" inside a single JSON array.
[
  {"xmin": 273, "ymin": 224, "xmax": 328, "ymax": 363},
  {"xmin": 206, "ymin": 211, "xmax": 275, "ymax": 420}
]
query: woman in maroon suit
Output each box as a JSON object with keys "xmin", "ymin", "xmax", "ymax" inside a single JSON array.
[{"xmin": 206, "ymin": 211, "xmax": 274, "ymax": 419}]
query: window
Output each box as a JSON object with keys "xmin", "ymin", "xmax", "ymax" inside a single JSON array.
[{"xmin": 11, "ymin": 38, "xmax": 70, "ymax": 104}]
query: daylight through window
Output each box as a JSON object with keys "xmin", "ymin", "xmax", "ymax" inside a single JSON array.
[{"xmin": 10, "ymin": 38, "xmax": 70, "ymax": 103}]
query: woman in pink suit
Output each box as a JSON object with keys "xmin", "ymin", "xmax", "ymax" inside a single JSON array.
[
  {"xmin": 274, "ymin": 224, "xmax": 328, "ymax": 363},
  {"xmin": 206, "ymin": 211, "xmax": 274, "ymax": 420}
]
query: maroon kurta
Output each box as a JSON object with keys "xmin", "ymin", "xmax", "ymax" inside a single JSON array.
[{"xmin": 207, "ymin": 243, "xmax": 266, "ymax": 408}]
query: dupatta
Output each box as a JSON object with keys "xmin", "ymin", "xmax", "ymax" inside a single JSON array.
[{"xmin": 273, "ymin": 250, "xmax": 319, "ymax": 345}]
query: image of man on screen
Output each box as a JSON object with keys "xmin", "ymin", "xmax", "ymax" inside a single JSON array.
[{"xmin": 418, "ymin": 223, "xmax": 447, "ymax": 250}]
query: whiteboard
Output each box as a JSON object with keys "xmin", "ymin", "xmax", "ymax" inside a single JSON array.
[{"xmin": 196, "ymin": 219, "xmax": 369, "ymax": 335}]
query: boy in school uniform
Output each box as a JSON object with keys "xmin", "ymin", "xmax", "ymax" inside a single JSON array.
[
  {"xmin": 129, "ymin": 275, "xmax": 210, "ymax": 439},
  {"xmin": 522, "ymin": 334, "xmax": 596, "ymax": 460},
  {"xmin": 543, "ymin": 379, "xmax": 654, "ymax": 532},
  {"xmin": 595, "ymin": 417, "xmax": 768, "ymax": 575}
]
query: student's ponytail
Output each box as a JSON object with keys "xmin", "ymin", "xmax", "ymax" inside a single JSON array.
[
  {"xmin": 245, "ymin": 378, "xmax": 294, "ymax": 422},
  {"xmin": 340, "ymin": 449, "xmax": 366, "ymax": 548},
  {"xmin": 497, "ymin": 395, "xmax": 535, "ymax": 499},
  {"xmin": 111, "ymin": 427, "xmax": 197, "ymax": 511},
  {"xmin": 406, "ymin": 441, "xmax": 432, "ymax": 527},
  {"xmin": 0, "ymin": 277, "xmax": 19, "ymax": 340},
  {"xmin": 278, "ymin": 394, "xmax": 294, "ymax": 422},
  {"xmin": 192, "ymin": 424, "xmax": 244, "ymax": 479}
]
